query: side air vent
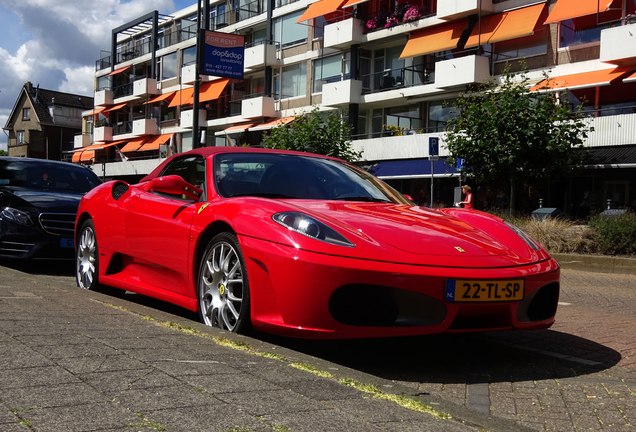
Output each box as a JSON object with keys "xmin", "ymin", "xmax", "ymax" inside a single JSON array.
[{"xmin": 112, "ymin": 182, "xmax": 130, "ymax": 201}]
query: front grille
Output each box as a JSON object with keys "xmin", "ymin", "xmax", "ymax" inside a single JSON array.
[{"xmin": 38, "ymin": 213, "xmax": 76, "ymax": 236}]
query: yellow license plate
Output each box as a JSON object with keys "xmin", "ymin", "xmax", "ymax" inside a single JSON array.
[{"xmin": 445, "ymin": 279, "xmax": 524, "ymax": 302}]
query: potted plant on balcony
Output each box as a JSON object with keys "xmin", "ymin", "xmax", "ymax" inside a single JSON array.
[
  {"xmin": 385, "ymin": 16, "xmax": 399, "ymax": 28},
  {"xmin": 366, "ymin": 17, "xmax": 378, "ymax": 30},
  {"xmin": 403, "ymin": 6, "xmax": 421, "ymax": 22}
]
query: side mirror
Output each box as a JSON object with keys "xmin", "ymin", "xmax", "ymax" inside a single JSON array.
[
  {"xmin": 403, "ymin": 194, "xmax": 413, "ymax": 202},
  {"xmin": 149, "ymin": 175, "xmax": 203, "ymax": 201}
]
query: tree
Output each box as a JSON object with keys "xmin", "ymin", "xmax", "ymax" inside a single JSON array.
[
  {"xmin": 444, "ymin": 65, "xmax": 590, "ymax": 212},
  {"xmin": 262, "ymin": 106, "xmax": 361, "ymax": 162},
  {"xmin": 0, "ymin": 150, "xmax": 7, "ymax": 156}
]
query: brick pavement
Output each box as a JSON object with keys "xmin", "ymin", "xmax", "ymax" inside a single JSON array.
[{"xmin": 1, "ymin": 263, "xmax": 635, "ymax": 431}]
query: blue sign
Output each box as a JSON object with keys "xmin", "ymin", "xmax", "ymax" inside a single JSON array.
[
  {"xmin": 429, "ymin": 137, "xmax": 439, "ymax": 156},
  {"xmin": 457, "ymin": 158, "xmax": 466, "ymax": 170},
  {"xmin": 200, "ymin": 31, "xmax": 245, "ymax": 79}
]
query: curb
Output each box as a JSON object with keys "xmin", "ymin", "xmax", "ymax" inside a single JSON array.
[{"xmin": 552, "ymin": 253, "xmax": 636, "ymax": 275}]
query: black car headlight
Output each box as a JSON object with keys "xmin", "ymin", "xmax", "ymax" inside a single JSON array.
[
  {"xmin": 273, "ymin": 212, "xmax": 354, "ymax": 247},
  {"xmin": 504, "ymin": 221, "xmax": 540, "ymax": 251},
  {"xmin": 1, "ymin": 207, "xmax": 33, "ymax": 226}
]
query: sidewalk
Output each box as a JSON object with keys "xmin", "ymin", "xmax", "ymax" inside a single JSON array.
[
  {"xmin": 0, "ymin": 264, "xmax": 485, "ymax": 432},
  {"xmin": 552, "ymin": 253, "xmax": 636, "ymax": 275}
]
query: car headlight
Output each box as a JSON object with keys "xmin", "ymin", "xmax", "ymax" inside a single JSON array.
[
  {"xmin": 273, "ymin": 212, "xmax": 354, "ymax": 247},
  {"xmin": 504, "ymin": 221, "xmax": 540, "ymax": 251},
  {"xmin": 1, "ymin": 207, "xmax": 33, "ymax": 226}
]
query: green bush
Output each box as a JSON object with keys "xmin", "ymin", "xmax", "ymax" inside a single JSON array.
[{"xmin": 588, "ymin": 212, "xmax": 636, "ymax": 256}]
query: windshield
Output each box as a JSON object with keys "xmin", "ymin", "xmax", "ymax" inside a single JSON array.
[
  {"xmin": 214, "ymin": 153, "xmax": 410, "ymax": 204},
  {"xmin": 0, "ymin": 160, "xmax": 101, "ymax": 193}
]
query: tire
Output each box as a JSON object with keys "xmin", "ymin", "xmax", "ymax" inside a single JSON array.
[
  {"xmin": 76, "ymin": 219, "xmax": 124, "ymax": 297},
  {"xmin": 76, "ymin": 219, "xmax": 100, "ymax": 291},
  {"xmin": 198, "ymin": 232, "xmax": 251, "ymax": 333}
]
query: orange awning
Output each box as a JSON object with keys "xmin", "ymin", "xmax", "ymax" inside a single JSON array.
[
  {"xmin": 144, "ymin": 91, "xmax": 176, "ymax": 105},
  {"xmin": 168, "ymin": 87, "xmax": 195, "ymax": 107},
  {"xmin": 138, "ymin": 134, "xmax": 173, "ymax": 151},
  {"xmin": 545, "ymin": 0, "xmax": 615, "ymax": 24},
  {"xmin": 530, "ymin": 66, "xmax": 633, "ymax": 91},
  {"xmin": 342, "ymin": 0, "xmax": 370, "ymax": 8},
  {"xmin": 465, "ymin": 3, "xmax": 545, "ymax": 48},
  {"xmin": 400, "ymin": 19, "xmax": 468, "ymax": 59},
  {"xmin": 199, "ymin": 79, "xmax": 230, "ymax": 103},
  {"xmin": 80, "ymin": 150, "xmax": 95, "ymax": 162},
  {"xmin": 72, "ymin": 152, "xmax": 83, "ymax": 163},
  {"xmin": 106, "ymin": 66, "xmax": 131, "ymax": 77},
  {"xmin": 297, "ymin": 0, "xmax": 345, "ymax": 22},
  {"xmin": 214, "ymin": 123, "xmax": 259, "ymax": 135},
  {"xmin": 83, "ymin": 107, "xmax": 106, "ymax": 117},
  {"xmin": 103, "ymin": 102, "xmax": 128, "ymax": 113},
  {"xmin": 249, "ymin": 116, "xmax": 297, "ymax": 131},
  {"xmin": 624, "ymin": 71, "xmax": 636, "ymax": 84},
  {"xmin": 120, "ymin": 137, "xmax": 150, "ymax": 152}
]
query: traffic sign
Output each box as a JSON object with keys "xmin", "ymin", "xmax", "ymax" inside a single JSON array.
[{"xmin": 429, "ymin": 137, "xmax": 439, "ymax": 156}]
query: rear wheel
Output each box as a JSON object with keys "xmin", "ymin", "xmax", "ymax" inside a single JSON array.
[
  {"xmin": 76, "ymin": 219, "xmax": 99, "ymax": 291},
  {"xmin": 198, "ymin": 232, "xmax": 251, "ymax": 333}
]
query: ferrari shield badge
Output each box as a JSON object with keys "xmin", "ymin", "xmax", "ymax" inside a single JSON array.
[
  {"xmin": 454, "ymin": 246, "xmax": 465, "ymax": 253},
  {"xmin": 198, "ymin": 203, "xmax": 210, "ymax": 215}
]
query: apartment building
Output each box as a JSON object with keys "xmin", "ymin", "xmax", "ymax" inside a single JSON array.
[
  {"xmin": 76, "ymin": 0, "xmax": 636, "ymax": 215},
  {"xmin": 5, "ymin": 82, "xmax": 93, "ymax": 160}
]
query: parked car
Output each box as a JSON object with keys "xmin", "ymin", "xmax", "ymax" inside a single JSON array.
[
  {"xmin": 0, "ymin": 157, "xmax": 101, "ymax": 260},
  {"xmin": 75, "ymin": 147, "xmax": 560, "ymax": 339}
]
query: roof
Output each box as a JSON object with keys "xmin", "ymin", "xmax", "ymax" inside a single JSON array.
[
  {"xmin": 4, "ymin": 82, "xmax": 94, "ymax": 129},
  {"xmin": 583, "ymin": 146, "xmax": 636, "ymax": 166}
]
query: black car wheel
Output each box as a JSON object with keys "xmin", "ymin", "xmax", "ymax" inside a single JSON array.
[{"xmin": 198, "ymin": 232, "xmax": 251, "ymax": 333}]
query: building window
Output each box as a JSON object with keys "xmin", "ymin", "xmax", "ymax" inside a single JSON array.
[
  {"xmin": 274, "ymin": 62, "xmax": 307, "ymax": 99},
  {"xmin": 16, "ymin": 131, "xmax": 25, "ymax": 144},
  {"xmin": 158, "ymin": 52, "xmax": 178, "ymax": 81},
  {"xmin": 210, "ymin": 4, "xmax": 228, "ymax": 29},
  {"xmin": 182, "ymin": 46, "xmax": 197, "ymax": 67},
  {"xmin": 427, "ymin": 99, "xmax": 456, "ymax": 132},
  {"xmin": 312, "ymin": 53, "xmax": 351, "ymax": 93},
  {"xmin": 22, "ymin": 108, "xmax": 30, "ymax": 120},
  {"xmin": 559, "ymin": 18, "xmax": 607, "ymax": 49},
  {"xmin": 274, "ymin": 10, "xmax": 307, "ymax": 48}
]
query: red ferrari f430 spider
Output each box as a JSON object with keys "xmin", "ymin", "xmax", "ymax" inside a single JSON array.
[{"xmin": 75, "ymin": 147, "xmax": 559, "ymax": 339}]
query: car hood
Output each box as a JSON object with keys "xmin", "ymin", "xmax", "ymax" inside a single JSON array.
[
  {"xmin": 291, "ymin": 201, "xmax": 509, "ymax": 258},
  {"xmin": 1, "ymin": 187, "xmax": 83, "ymax": 213}
]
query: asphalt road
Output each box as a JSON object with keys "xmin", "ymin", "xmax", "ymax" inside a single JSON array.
[{"xmin": 0, "ymin": 261, "xmax": 635, "ymax": 431}]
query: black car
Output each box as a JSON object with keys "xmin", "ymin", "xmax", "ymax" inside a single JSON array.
[{"xmin": 0, "ymin": 157, "xmax": 101, "ymax": 259}]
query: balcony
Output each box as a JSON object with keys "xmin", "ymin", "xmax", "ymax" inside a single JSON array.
[
  {"xmin": 244, "ymin": 41, "xmax": 280, "ymax": 71},
  {"xmin": 600, "ymin": 22, "xmax": 636, "ymax": 66},
  {"xmin": 94, "ymin": 126, "xmax": 113, "ymax": 142},
  {"xmin": 74, "ymin": 134, "xmax": 91, "ymax": 149},
  {"xmin": 361, "ymin": 65, "xmax": 435, "ymax": 95},
  {"xmin": 180, "ymin": 109, "xmax": 207, "ymax": 129},
  {"xmin": 324, "ymin": 18, "xmax": 365, "ymax": 50},
  {"xmin": 437, "ymin": 0, "xmax": 492, "ymax": 20},
  {"xmin": 133, "ymin": 78, "xmax": 159, "ymax": 97},
  {"xmin": 434, "ymin": 55, "xmax": 490, "ymax": 88},
  {"xmin": 132, "ymin": 119, "xmax": 160, "ymax": 135},
  {"xmin": 322, "ymin": 80, "xmax": 363, "ymax": 107},
  {"xmin": 241, "ymin": 95, "xmax": 276, "ymax": 118},
  {"xmin": 94, "ymin": 89, "xmax": 114, "ymax": 107}
]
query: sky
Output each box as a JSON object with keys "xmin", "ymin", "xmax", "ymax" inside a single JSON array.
[{"xmin": 0, "ymin": 0, "xmax": 194, "ymax": 150}]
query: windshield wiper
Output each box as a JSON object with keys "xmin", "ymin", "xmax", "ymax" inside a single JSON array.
[{"xmin": 333, "ymin": 196, "xmax": 390, "ymax": 203}]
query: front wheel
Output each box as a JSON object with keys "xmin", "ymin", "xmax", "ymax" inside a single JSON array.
[
  {"xmin": 198, "ymin": 232, "xmax": 251, "ymax": 333},
  {"xmin": 76, "ymin": 219, "xmax": 99, "ymax": 291}
]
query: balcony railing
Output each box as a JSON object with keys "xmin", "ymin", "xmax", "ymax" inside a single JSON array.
[
  {"xmin": 113, "ymin": 83, "xmax": 134, "ymax": 99},
  {"xmin": 95, "ymin": 56, "xmax": 112, "ymax": 71},
  {"xmin": 203, "ymin": 94, "xmax": 243, "ymax": 120},
  {"xmin": 113, "ymin": 121, "xmax": 133, "ymax": 135},
  {"xmin": 211, "ymin": 0, "xmax": 267, "ymax": 31},
  {"xmin": 361, "ymin": 65, "xmax": 434, "ymax": 94}
]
